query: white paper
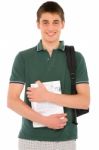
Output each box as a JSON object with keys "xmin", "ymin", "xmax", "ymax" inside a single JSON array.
[{"xmin": 31, "ymin": 80, "xmax": 64, "ymax": 128}]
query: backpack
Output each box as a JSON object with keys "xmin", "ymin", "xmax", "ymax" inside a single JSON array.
[{"xmin": 65, "ymin": 46, "xmax": 89, "ymax": 124}]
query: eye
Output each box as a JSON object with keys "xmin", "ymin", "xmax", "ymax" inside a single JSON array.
[
  {"xmin": 42, "ymin": 20, "xmax": 49, "ymax": 25},
  {"xmin": 44, "ymin": 22, "xmax": 48, "ymax": 25},
  {"xmin": 53, "ymin": 20, "xmax": 60, "ymax": 25}
]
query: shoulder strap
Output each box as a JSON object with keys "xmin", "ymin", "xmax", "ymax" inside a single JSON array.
[
  {"xmin": 65, "ymin": 46, "xmax": 89, "ymax": 123},
  {"xmin": 65, "ymin": 46, "xmax": 77, "ymax": 125},
  {"xmin": 65, "ymin": 46, "xmax": 76, "ymax": 94}
]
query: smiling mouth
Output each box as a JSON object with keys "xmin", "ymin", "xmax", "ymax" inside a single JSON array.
[{"xmin": 46, "ymin": 32, "xmax": 56, "ymax": 37}]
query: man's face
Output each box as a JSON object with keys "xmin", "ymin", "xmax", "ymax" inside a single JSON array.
[{"xmin": 37, "ymin": 12, "xmax": 64, "ymax": 43}]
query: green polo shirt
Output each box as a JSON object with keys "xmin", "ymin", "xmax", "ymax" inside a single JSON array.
[{"xmin": 10, "ymin": 40, "xmax": 89, "ymax": 141}]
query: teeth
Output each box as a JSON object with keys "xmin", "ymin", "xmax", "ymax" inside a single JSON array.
[{"xmin": 47, "ymin": 33, "xmax": 55, "ymax": 36}]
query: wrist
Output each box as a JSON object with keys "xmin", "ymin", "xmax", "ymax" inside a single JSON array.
[
  {"xmin": 37, "ymin": 115, "xmax": 48, "ymax": 127},
  {"xmin": 46, "ymin": 91, "xmax": 57, "ymax": 103},
  {"xmin": 41, "ymin": 116, "xmax": 48, "ymax": 126},
  {"xmin": 46, "ymin": 91, "xmax": 53, "ymax": 102}
]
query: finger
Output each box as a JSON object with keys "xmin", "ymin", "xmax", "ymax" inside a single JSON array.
[
  {"xmin": 36, "ymin": 81, "xmax": 46, "ymax": 89},
  {"xmin": 27, "ymin": 95, "xmax": 32, "ymax": 99},
  {"xmin": 26, "ymin": 91, "xmax": 32, "ymax": 97},
  {"xmin": 57, "ymin": 113, "xmax": 67, "ymax": 118},
  {"xmin": 26, "ymin": 91, "xmax": 30, "ymax": 94},
  {"xmin": 27, "ymin": 87, "xmax": 33, "ymax": 91},
  {"xmin": 35, "ymin": 80, "xmax": 42, "ymax": 86},
  {"xmin": 35, "ymin": 80, "xmax": 42, "ymax": 83},
  {"xmin": 60, "ymin": 118, "xmax": 68, "ymax": 124},
  {"xmin": 29, "ymin": 98, "xmax": 33, "ymax": 102},
  {"xmin": 60, "ymin": 122, "xmax": 67, "ymax": 127},
  {"xmin": 57, "ymin": 124, "xmax": 65, "ymax": 129},
  {"xmin": 26, "ymin": 92, "xmax": 33, "ymax": 98}
]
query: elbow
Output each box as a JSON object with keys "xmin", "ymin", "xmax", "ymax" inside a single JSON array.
[
  {"xmin": 82, "ymin": 96, "xmax": 90, "ymax": 109},
  {"xmin": 7, "ymin": 98, "xmax": 12, "ymax": 109},
  {"xmin": 77, "ymin": 93, "xmax": 90, "ymax": 109},
  {"xmin": 83, "ymin": 104, "xmax": 89, "ymax": 110},
  {"xmin": 7, "ymin": 96, "xmax": 14, "ymax": 110}
]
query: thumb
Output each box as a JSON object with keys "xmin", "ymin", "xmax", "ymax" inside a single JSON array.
[{"xmin": 35, "ymin": 80, "xmax": 43, "ymax": 87}]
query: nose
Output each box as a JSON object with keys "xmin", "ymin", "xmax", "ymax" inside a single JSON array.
[{"xmin": 47, "ymin": 23, "xmax": 54, "ymax": 31}]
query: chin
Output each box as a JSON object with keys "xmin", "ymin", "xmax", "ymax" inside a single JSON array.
[{"xmin": 46, "ymin": 37, "xmax": 59, "ymax": 43}]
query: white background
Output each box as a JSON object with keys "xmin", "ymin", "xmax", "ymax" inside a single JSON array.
[{"xmin": 0, "ymin": 0, "xmax": 99, "ymax": 149}]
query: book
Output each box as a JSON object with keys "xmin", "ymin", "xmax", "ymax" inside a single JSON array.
[{"xmin": 31, "ymin": 80, "xmax": 64, "ymax": 128}]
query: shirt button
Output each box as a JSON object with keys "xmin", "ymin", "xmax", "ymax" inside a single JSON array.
[{"xmin": 47, "ymin": 58, "xmax": 50, "ymax": 61}]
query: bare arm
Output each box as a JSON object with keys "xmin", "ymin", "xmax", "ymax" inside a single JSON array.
[
  {"xmin": 7, "ymin": 83, "xmax": 45, "ymax": 123},
  {"xmin": 7, "ymin": 83, "xmax": 67, "ymax": 129},
  {"xmin": 47, "ymin": 83, "xmax": 90, "ymax": 109},
  {"xmin": 27, "ymin": 81, "xmax": 90, "ymax": 109}
]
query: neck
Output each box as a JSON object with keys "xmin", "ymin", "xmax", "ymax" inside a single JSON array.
[{"xmin": 42, "ymin": 40, "xmax": 60, "ymax": 55}]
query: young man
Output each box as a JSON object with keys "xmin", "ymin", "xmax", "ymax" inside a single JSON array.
[{"xmin": 7, "ymin": 1, "xmax": 90, "ymax": 150}]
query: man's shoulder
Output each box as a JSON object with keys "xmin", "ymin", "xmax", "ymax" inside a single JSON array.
[
  {"xmin": 74, "ymin": 51, "xmax": 87, "ymax": 68},
  {"xmin": 75, "ymin": 51, "xmax": 85, "ymax": 61},
  {"xmin": 75, "ymin": 51, "xmax": 83, "ymax": 56},
  {"xmin": 17, "ymin": 46, "xmax": 37, "ymax": 60},
  {"xmin": 20, "ymin": 46, "xmax": 37, "ymax": 55}
]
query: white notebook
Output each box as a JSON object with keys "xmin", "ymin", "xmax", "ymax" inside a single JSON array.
[{"xmin": 31, "ymin": 80, "xmax": 64, "ymax": 128}]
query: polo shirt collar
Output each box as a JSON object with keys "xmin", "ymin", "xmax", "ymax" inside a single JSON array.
[{"xmin": 37, "ymin": 40, "xmax": 65, "ymax": 52}]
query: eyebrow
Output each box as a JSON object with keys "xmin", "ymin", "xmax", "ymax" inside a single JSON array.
[
  {"xmin": 42, "ymin": 20, "xmax": 48, "ymax": 22},
  {"xmin": 42, "ymin": 19, "xmax": 60, "ymax": 22},
  {"xmin": 53, "ymin": 20, "xmax": 60, "ymax": 22}
]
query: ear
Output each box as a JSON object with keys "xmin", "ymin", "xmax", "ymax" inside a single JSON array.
[
  {"xmin": 37, "ymin": 21, "xmax": 40, "ymax": 29},
  {"xmin": 61, "ymin": 21, "xmax": 65, "ymax": 29}
]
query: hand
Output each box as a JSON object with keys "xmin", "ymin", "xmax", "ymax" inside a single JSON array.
[
  {"xmin": 43, "ymin": 113, "xmax": 68, "ymax": 130},
  {"xmin": 27, "ymin": 80, "xmax": 49, "ymax": 102}
]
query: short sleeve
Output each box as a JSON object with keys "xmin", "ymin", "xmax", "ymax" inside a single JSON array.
[
  {"xmin": 75, "ymin": 52, "xmax": 89, "ymax": 84},
  {"xmin": 10, "ymin": 52, "xmax": 25, "ymax": 84}
]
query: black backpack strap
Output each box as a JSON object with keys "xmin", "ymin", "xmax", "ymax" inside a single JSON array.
[
  {"xmin": 65, "ymin": 46, "xmax": 78, "ymax": 125},
  {"xmin": 65, "ymin": 46, "xmax": 76, "ymax": 94}
]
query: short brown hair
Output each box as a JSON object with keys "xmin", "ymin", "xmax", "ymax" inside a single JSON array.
[{"xmin": 37, "ymin": 1, "xmax": 65, "ymax": 22}]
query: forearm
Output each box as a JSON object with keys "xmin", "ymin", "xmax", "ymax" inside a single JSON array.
[
  {"xmin": 47, "ymin": 92, "xmax": 90, "ymax": 109},
  {"xmin": 7, "ymin": 98, "xmax": 68, "ymax": 129},
  {"xmin": 7, "ymin": 98, "xmax": 46, "ymax": 124}
]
